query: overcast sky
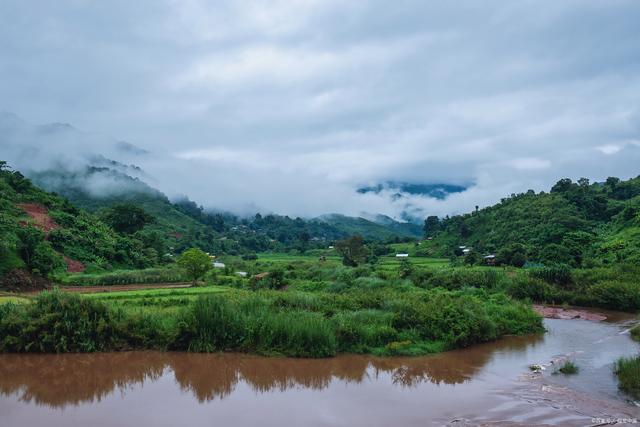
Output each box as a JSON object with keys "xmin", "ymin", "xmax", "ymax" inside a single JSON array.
[{"xmin": 1, "ymin": 0, "xmax": 640, "ymax": 220}]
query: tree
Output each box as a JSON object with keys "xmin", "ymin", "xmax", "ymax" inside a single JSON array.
[
  {"xmin": 297, "ymin": 231, "xmax": 311, "ymax": 254},
  {"xmin": 101, "ymin": 204, "xmax": 155, "ymax": 234},
  {"xmin": 398, "ymin": 258, "xmax": 414, "ymax": 279},
  {"xmin": 464, "ymin": 250, "xmax": 480, "ymax": 266},
  {"xmin": 539, "ymin": 243, "xmax": 574, "ymax": 267},
  {"xmin": 17, "ymin": 226, "xmax": 45, "ymax": 267},
  {"xmin": 177, "ymin": 248, "xmax": 211, "ymax": 285},
  {"xmin": 266, "ymin": 268, "xmax": 286, "ymax": 289},
  {"xmin": 335, "ymin": 235, "xmax": 369, "ymax": 267},
  {"xmin": 551, "ymin": 178, "xmax": 574, "ymax": 193},
  {"xmin": 497, "ymin": 243, "xmax": 527, "ymax": 267},
  {"xmin": 423, "ymin": 216, "xmax": 440, "ymax": 237},
  {"xmin": 31, "ymin": 241, "xmax": 65, "ymax": 276}
]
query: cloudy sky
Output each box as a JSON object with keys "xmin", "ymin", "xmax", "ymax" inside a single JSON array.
[{"xmin": 1, "ymin": 0, "xmax": 640, "ymax": 220}]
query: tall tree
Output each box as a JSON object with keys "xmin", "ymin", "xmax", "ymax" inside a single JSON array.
[
  {"xmin": 335, "ymin": 235, "xmax": 368, "ymax": 267},
  {"xmin": 423, "ymin": 216, "xmax": 440, "ymax": 237},
  {"xmin": 101, "ymin": 204, "xmax": 155, "ymax": 234},
  {"xmin": 177, "ymin": 248, "xmax": 211, "ymax": 285}
]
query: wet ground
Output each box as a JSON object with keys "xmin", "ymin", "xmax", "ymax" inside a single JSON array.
[{"xmin": 0, "ymin": 311, "xmax": 638, "ymax": 426}]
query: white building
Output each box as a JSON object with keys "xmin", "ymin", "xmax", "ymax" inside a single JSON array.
[{"xmin": 396, "ymin": 253, "xmax": 409, "ymax": 258}]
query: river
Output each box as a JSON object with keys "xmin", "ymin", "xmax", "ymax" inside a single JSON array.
[{"xmin": 1, "ymin": 312, "xmax": 638, "ymax": 426}]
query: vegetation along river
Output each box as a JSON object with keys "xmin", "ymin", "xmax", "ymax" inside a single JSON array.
[{"xmin": 1, "ymin": 313, "xmax": 638, "ymax": 427}]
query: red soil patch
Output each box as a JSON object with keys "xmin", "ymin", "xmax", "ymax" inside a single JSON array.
[
  {"xmin": 17, "ymin": 203, "xmax": 58, "ymax": 233},
  {"xmin": 63, "ymin": 256, "xmax": 85, "ymax": 273},
  {"xmin": 533, "ymin": 305, "xmax": 607, "ymax": 321},
  {"xmin": 169, "ymin": 232, "xmax": 183, "ymax": 240},
  {"xmin": 16, "ymin": 203, "xmax": 85, "ymax": 273}
]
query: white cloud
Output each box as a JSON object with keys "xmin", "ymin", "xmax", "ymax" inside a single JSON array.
[
  {"xmin": 1, "ymin": 0, "xmax": 640, "ymax": 220},
  {"xmin": 509, "ymin": 158, "xmax": 551, "ymax": 171}
]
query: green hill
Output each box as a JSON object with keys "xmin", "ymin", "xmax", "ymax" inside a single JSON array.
[
  {"xmin": 30, "ymin": 163, "xmax": 423, "ymax": 251},
  {"xmin": 0, "ymin": 161, "xmax": 165, "ymax": 279},
  {"xmin": 426, "ymin": 176, "xmax": 640, "ymax": 266}
]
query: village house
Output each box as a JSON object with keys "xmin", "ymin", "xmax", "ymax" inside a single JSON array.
[{"xmin": 483, "ymin": 254, "xmax": 497, "ymax": 266}]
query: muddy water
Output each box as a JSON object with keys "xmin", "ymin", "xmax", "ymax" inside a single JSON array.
[{"xmin": 1, "ymin": 316, "xmax": 639, "ymax": 427}]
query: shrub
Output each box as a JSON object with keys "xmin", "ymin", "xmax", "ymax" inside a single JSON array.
[
  {"xmin": 529, "ymin": 266, "xmax": 573, "ymax": 288},
  {"xmin": 0, "ymin": 290, "xmax": 117, "ymax": 352},
  {"xmin": 506, "ymin": 276, "xmax": 553, "ymax": 302},
  {"xmin": 587, "ymin": 281, "xmax": 640, "ymax": 311},
  {"xmin": 31, "ymin": 241, "xmax": 65, "ymax": 276},
  {"xmin": 555, "ymin": 360, "xmax": 578, "ymax": 375}
]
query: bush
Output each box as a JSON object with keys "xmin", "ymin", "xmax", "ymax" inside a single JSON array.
[
  {"xmin": 0, "ymin": 290, "xmax": 117, "ymax": 352},
  {"xmin": 506, "ymin": 276, "xmax": 553, "ymax": 302},
  {"xmin": 31, "ymin": 241, "xmax": 65, "ymax": 276},
  {"xmin": 529, "ymin": 266, "xmax": 573, "ymax": 288},
  {"xmin": 586, "ymin": 281, "xmax": 640, "ymax": 311}
]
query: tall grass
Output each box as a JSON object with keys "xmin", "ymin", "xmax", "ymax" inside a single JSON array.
[
  {"xmin": 0, "ymin": 276, "xmax": 544, "ymax": 357},
  {"xmin": 174, "ymin": 295, "xmax": 337, "ymax": 357},
  {"xmin": 615, "ymin": 356, "xmax": 640, "ymax": 399}
]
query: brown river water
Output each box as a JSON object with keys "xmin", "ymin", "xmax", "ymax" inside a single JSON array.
[{"xmin": 1, "ymin": 313, "xmax": 639, "ymax": 427}]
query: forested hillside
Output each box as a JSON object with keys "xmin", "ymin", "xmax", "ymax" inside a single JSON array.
[
  {"xmin": 31, "ymin": 162, "xmax": 421, "ymax": 252},
  {"xmin": 0, "ymin": 161, "xmax": 166, "ymax": 280},
  {"xmin": 0, "ymin": 160, "xmax": 423, "ymax": 285},
  {"xmin": 425, "ymin": 176, "xmax": 640, "ymax": 266}
]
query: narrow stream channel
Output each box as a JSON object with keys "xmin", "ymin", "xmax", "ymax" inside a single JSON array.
[{"xmin": 0, "ymin": 312, "xmax": 638, "ymax": 426}]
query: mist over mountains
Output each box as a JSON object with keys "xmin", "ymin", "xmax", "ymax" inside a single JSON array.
[{"xmin": 0, "ymin": 112, "xmax": 477, "ymax": 222}]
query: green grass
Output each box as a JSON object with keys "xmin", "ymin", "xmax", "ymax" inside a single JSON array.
[
  {"xmin": 615, "ymin": 356, "xmax": 640, "ymax": 399},
  {"xmin": 376, "ymin": 256, "xmax": 449, "ymax": 272},
  {"xmin": 0, "ymin": 281, "xmax": 543, "ymax": 357},
  {"xmin": 0, "ymin": 295, "xmax": 31, "ymax": 305},
  {"xmin": 55, "ymin": 267, "xmax": 186, "ymax": 286},
  {"xmin": 554, "ymin": 360, "xmax": 579, "ymax": 375},
  {"xmin": 86, "ymin": 285, "xmax": 228, "ymax": 301}
]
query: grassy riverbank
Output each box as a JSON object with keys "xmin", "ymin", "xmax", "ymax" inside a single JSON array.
[
  {"xmin": 0, "ymin": 283, "xmax": 542, "ymax": 357},
  {"xmin": 4, "ymin": 253, "xmax": 640, "ymax": 358}
]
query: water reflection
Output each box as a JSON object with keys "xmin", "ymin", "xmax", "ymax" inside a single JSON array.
[{"xmin": 0, "ymin": 333, "xmax": 542, "ymax": 408}]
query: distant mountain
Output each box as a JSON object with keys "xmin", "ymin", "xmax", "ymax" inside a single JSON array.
[
  {"xmin": 1, "ymin": 112, "xmax": 427, "ymax": 246},
  {"xmin": 357, "ymin": 181, "xmax": 468, "ymax": 200},
  {"xmin": 313, "ymin": 214, "xmax": 422, "ymax": 240}
]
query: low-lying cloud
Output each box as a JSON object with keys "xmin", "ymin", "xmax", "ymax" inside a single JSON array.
[{"xmin": 1, "ymin": 1, "xmax": 640, "ymax": 221}]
